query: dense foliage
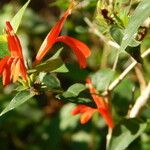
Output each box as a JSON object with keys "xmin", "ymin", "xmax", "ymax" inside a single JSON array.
[{"xmin": 0, "ymin": 0, "xmax": 150, "ymax": 150}]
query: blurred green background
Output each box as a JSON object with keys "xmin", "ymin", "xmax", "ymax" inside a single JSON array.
[{"xmin": 0, "ymin": 0, "xmax": 150, "ymax": 150}]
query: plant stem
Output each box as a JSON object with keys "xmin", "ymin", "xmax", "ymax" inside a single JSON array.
[
  {"xmin": 134, "ymin": 65, "xmax": 146, "ymax": 92},
  {"xmin": 112, "ymin": 49, "xmax": 120, "ymax": 71},
  {"xmin": 108, "ymin": 48, "xmax": 150, "ymax": 92},
  {"xmin": 106, "ymin": 127, "xmax": 113, "ymax": 150},
  {"xmin": 129, "ymin": 81, "xmax": 150, "ymax": 118},
  {"xmin": 84, "ymin": 17, "xmax": 120, "ymax": 49}
]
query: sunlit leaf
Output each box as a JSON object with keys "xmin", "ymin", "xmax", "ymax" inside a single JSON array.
[
  {"xmin": 110, "ymin": 26, "xmax": 142, "ymax": 63},
  {"xmin": 35, "ymin": 48, "xmax": 68, "ymax": 73},
  {"xmin": 120, "ymin": 0, "xmax": 150, "ymax": 51},
  {"xmin": 11, "ymin": 0, "xmax": 31, "ymax": 33},
  {"xmin": 0, "ymin": 34, "xmax": 7, "ymax": 43},
  {"xmin": 62, "ymin": 83, "xmax": 86, "ymax": 98},
  {"xmin": 91, "ymin": 69, "xmax": 115, "ymax": 91},
  {"xmin": 0, "ymin": 42, "xmax": 10, "ymax": 58},
  {"xmin": 35, "ymin": 58, "xmax": 64, "ymax": 72},
  {"xmin": 0, "ymin": 31, "xmax": 8, "ymax": 59},
  {"xmin": 52, "ymin": 64, "xmax": 68, "ymax": 73},
  {"xmin": 109, "ymin": 119, "xmax": 147, "ymax": 150},
  {"xmin": 0, "ymin": 91, "xmax": 35, "ymax": 116}
]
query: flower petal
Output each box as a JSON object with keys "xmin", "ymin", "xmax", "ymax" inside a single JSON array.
[
  {"xmin": 56, "ymin": 36, "xmax": 91, "ymax": 68},
  {"xmin": 19, "ymin": 58, "xmax": 27, "ymax": 81},
  {"xmin": 34, "ymin": 0, "xmax": 74, "ymax": 65},
  {"xmin": 86, "ymin": 78, "xmax": 107, "ymax": 108},
  {"xmin": 72, "ymin": 104, "xmax": 97, "ymax": 124},
  {"xmin": 0, "ymin": 56, "xmax": 9, "ymax": 75},
  {"xmin": 72, "ymin": 105, "xmax": 92, "ymax": 115},
  {"xmin": 5, "ymin": 21, "xmax": 23, "ymax": 58},
  {"xmin": 11, "ymin": 58, "xmax": 20, "ymax": 82},
  {"xmin": 80, "ymin": 108, "xmax": 96, "ymax": 124},
  {"xmin": 2, "ymin": 57, "xmax": 13, "ymax": 86},
  {"xmin": 98, "ymin": 108, "xmax": 114, "ymax": 128},
  {"xmin": 86, "ymin": 77, "xmax": 114, "ymax": 128}
]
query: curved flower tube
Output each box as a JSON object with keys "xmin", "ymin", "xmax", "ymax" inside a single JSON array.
[
  {"xmin": 34, "ymin": 0, "xmax": 91, "ymax": 68},
  {"xmin": 72, "ymin": 78, "xmax": 114, "ymax": 128},
  {"xmin": 0, "ymin": 22, "xmax": 27, "ymax": 86}
]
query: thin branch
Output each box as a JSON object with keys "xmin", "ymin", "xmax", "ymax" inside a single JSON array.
[
  {"xmin": 108, "ymin": 48, "xmax": 150, "ymax": 92},
  {"xmin": 106, "ymin": 127, "xmax": 113, "ymax": 150},
  {"xmin": 128, "ymin": 81, "xmax": 150, "ymax": 118},
  {"xmin": 76, "ymin": 0, "xmax": 89, "ymax": 9},
  {"xmin": 84, "ymin": 17, "xmax": 120, "ymax": 49},
  {"xmin": 112, "ymin": 49, "xmax": 120, "ymax": 71},
  {"xmin": 100, "ymin": 45, "xmax": 111, "ymax": 69},
  {"xmin": 84, "ymin": 17, "xmax": 120, "ymax": 71},
  {"xmin": 134, "ymin": 65, "xmax": 147, "ymax": 92}
]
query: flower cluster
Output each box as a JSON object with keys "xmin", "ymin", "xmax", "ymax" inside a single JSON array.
[
  {"xmin": 0, "ymin": 0, "xmax": 90, "ymax": 85},
  {"xmin": 72, "ymin": 78, "xmax": 114, "ymax": 128},
  {"xmin": 0, "ymin": 22, "xmax": 27, "ymax": 86},
  {"xmin": 34, "ymin": 0, "xmax": 91, "ymax": 68},
  {"xmin": 0, "ymin": 0, "xmax": 114, "ymax": 129}
]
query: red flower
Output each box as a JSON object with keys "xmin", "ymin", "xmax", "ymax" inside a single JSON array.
[
  {"xmin": 34, "ymin": 0, "xmax": 91, "ymax": 68},
  {"xmin": 72, "ymin": 78, "xmax": 114, "ymax": 128},
  {"xmin": 0, "ymin": 22, "xmax": 27, "ymax": 86}
]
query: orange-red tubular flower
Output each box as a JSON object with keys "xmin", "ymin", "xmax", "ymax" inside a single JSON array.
[
  {"xmin": 34, "ymin": 0, "xmax": 91, "ymax": 68},
  {"xmin": 72, "ymin": 78, "xmax": 114, "ymax": 128},
  {"xmin": 0, "ymin": 21, "xmax": 27, "ymax": 86}
]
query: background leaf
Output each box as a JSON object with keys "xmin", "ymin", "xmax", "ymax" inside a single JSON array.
[
  {"xmin": 91, "ymin": 69, "xmax": 115, "ymax": 92},
  {"xmin": 0, "ymin": 42, "xmax": 10, "ymax": 58},
  {"xmin": 109, "ymin": 119, "xmax": 147, "ymax": 150}
]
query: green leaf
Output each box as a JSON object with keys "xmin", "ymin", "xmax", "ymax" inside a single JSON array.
[
  {"xmin": 0, "ymin": 33, "xmax": 8, "ymax": 58},
  {"xmin": 59, "ymin": 103, "xmax": 79, "ymax": 131},
  {"xmin": 0, "ymin": 42, "xmax": 10, "ymax": 58},
  {"xmin": 15, "ymin": 85, "xmax": 28, "ymax": 92},
  {"xmin": 112, "ymin": 79, "xmax": 134, "ymax": 116},
  {"xmin": 110, "ymin": 26, "xmax": 142, "ymax": 63},
  {"xmin": 52, "ymin": 64, "xmax": 68, "ymax": 73},
  {"xmin": 120, "ymin": 0, "xmax": 150, "ymax": 51},
  {"xmin": 0, "ymin": 91, "xmax": 35, "ymax": 116},
  {"xmin": 62, "ymin": 83, "xmax": 87, "ymax": 98},
  {"xmin": 50, "ymin": 47, "xmax": 63, "ymax": 59},
  {"xmin": 57, "ymin": 95, "xmax": 95, "ymax": 107},
  {"xmin": 108, "ymin": 119, "xmax": 147, "ymax": 150},
  {"xmin": 91, "ymin": 68, "xmax": 115, "ymax": 91},
  {"xmin": 35, "ymin": 58, "xmax": 64, "ymax": 72},
  {"xmin": 11, "ymin": 0, "xmax": 31, "ymax": 33},
  {"xmin": 42, "ymin": 74, "xmax": 61, "ymax": 89},
  {"xmin": 57, "ymin": 83, "xmax": 95, "ymax": 107},
  {"xmin": 34, "ymin": 47, "xmax": 68, "ymax": 73},
  {"xmin": 110, "ymin": 25, "xmax": 123, "ymax": 45},
  {"xmin": 0, "ymin": 34, "xmax": 7, "ymax": 43}
]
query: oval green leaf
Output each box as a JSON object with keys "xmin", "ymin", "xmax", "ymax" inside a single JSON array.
[{"xmin": 0, "ymin": 91, "xmax": 35, "ymax": 116}]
